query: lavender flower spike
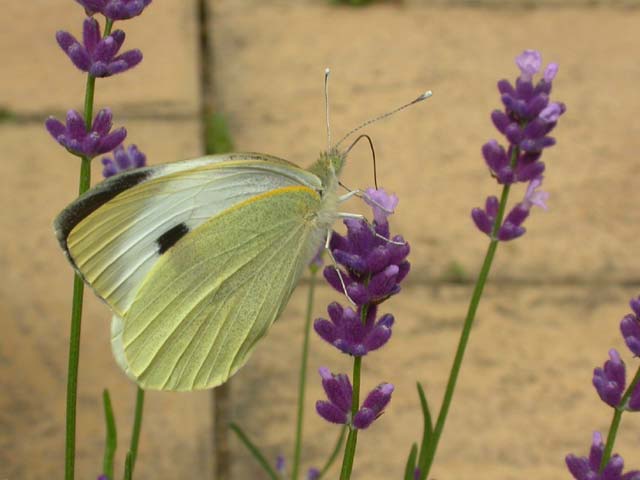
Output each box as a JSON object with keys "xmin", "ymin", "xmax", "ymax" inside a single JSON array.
[
  {"xmin": 593, "ymin": 349, "xmax": 626, "ymax": 407},
  {"xmin": 484, "ymin": 49, "xmax": 565, "ymax": 189},
  {"xmin": 102, "ymin": 144, "xmax": 146, "ymax": 177},
  {"xmin": 324, "ymin": 205, "xmax": 410, "ymax": 306},
  {"xmin": 45, "ymin": 108, "xmax": 126, "ymax": 158},
  {"xmin": 56, "ymin": 18, "xmax": 142, "ymax": 77},
  {"xmin": 76, "ymin": 0, "xmax": 152, "ymax": 20},
  {"xmin": 621, "ymin": 295, "xmax": 640, "ymax": 356},
  {"xmin": 306, "ymin": 468, "xmax": 320, "ymax": 480},
  {"xmin": 566, "ymin": 432, "xmax": 640, "ymax": 480}
]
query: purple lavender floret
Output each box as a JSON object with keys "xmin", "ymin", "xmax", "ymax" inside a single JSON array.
[
  {"xmin": 352, "ymin": 382, "xmax": 394, "ymax": 429},
  {"xmin": 484, "ymin": 49, "xmax": 565, "ymax": 186},
  {"xmin": 316, "ymin": 367, "xmax": 353, "ymax": 425},
  {"xmin": 56, "ymin": 18, "xmax": 142, "ymax": 77},
  {"xmin": 566, "ymin": 432, "xmax": 640, "ymax": 480},
  {"xmin": 307, "ymin": 468, "xmax": 320, "ymax": 480},
  {"xmin": 45, "ymin": 108, "xmax": 126, "ymax": 158},
  {"xmin": 315, "ymin": 368, "xmax": 393, "ymax": 430},
  {"xmin": 102, "ymin": 144, "xmax": 146, "ymax": 177},
  {"xmin": 593, "ymin": 349, "xmax": 626, "ymax": 408},
  {"xmin": 314, "ymin": 303, "xmax": 393, "ymax": 356},
  {"xmin": 76, "ymin": 0, "xmax": 152, "ymax": 20},
  {"xmin": 621, "ymin": 296, "xmax": 640, "ymax": 356}
]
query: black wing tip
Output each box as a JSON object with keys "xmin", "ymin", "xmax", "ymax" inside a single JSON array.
[{"xmin": 54, "ymin": 168, "xmax": 153, "ymax": 244}]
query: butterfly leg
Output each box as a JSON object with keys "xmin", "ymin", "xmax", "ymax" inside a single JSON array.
[
  {"xmin": 324, "ymin": 228, "xmax": 356, "ymax": 306},
  {"xmin": 337, "ymin": 212, "xmax": 407, "ymax": 246}
]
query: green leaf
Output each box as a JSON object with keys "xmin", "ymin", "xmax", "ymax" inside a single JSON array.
[
  {"xmin": 102, "ymin": 389, "xmax": 117, "ymax": 480},
  {"xmin": 128, "ymin": 387, "xmax": 145, "ymax": 473},
  {"xmin": 205, "ymin": 113, "xmax": 234, "ymax": 154},
  {"xmin": 416, "ymin": 382, "xmax": 433, "ymax": 474},
  {"xmin": 229, "ymin": 423, "xmax": 279, "ymax": 480},
  {"xmin": 404, "ymin": 443, "xmax": 418, "ymax": 480},
  {"xmin": 0, "ymin": 106, "xmax": 15, "ymax": 123}
]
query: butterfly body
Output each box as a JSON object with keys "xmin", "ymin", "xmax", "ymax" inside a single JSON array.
[{"xmin": 55, "ymin": 150, "xmax": 345, "ymax": 390}]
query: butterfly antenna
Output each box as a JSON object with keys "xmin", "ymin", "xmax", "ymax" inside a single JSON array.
[
  {"xmin": 325, "ymin": 68, "xmax": 331, "ymax": 149},
  {"xmin": 344, "ymin": 134, "xmax": 378, "ymax": 189},
  {"xmin": 335, "ymin": 90, "xmax": 433, "ymax": 149}
]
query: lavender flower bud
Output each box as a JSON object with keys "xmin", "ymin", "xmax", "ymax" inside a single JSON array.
[
  {"xmin": 307, "ymin": 468, "xmax": 320, "ymax": 480},
  {"xmin": 316, "ymin": 368, "xmax": 352, "ymax": 424},
  {"xmin": 621, "ymin": 297, "xmax": 640, "ymax": 356},
  {"xmin": 491, "ymin": 110, "xmax": 510, "ymax": 134},
  {"xmin": 628, "ymin": 382, "xmax": 640, "ymax": 411},
  {"xmin": 544, "ymin": 63, "xmax": 559, "ymax": 82},
  {"xmin": 352, "ymin": 383, "xmax": 394, "ymax": 429},
  {"xmin": 593, "ymin": 349, "xmax": 626, "ymax": 407}
]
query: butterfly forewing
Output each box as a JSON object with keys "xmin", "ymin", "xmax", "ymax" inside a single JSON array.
[{"xmin": 55, "ymin": 154, "xmax": 322, "ymax": 317}]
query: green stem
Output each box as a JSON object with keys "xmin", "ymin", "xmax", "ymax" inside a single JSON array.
[
  {"xmin": 339, "ymin": 355, "xmax": 362, "ymax": 480},
  {"xmin": 129, "ymin": 387, "xmax": 145, "ymax": 473},
  {"xmin": 64, "ymin": 17, "xmax": 122, "ymax": 480},
  {"xmin": 123, "ymin": 452, "xmax": 132, "ymax": 480},
  {"xmin": 600, "ymin": 365, "xmax": 640, "ymax": 470},
  {"xmin": 291, "ymin": 269, "xmax": 318, "ymax": 479},
  {"xmin": 104, "ymin": 18, "xmax": 114, "ymax": 36},
  {"xmin": 84, "ymin": 75, "xmax": 96, "ymax": 128},
  {"xmin": 318, "ymin": 425, "xmax": 347, "ymax": 479},
  {"xmin": 64, "ymin": 107, "xmax": 94, "ymax": 480},
  {"xmin": 421, "ymin": 183, "xmax": 511, "ymax": 479},
  {"xmin": 338, "ymin": 303, "xmax": 370, "ymax": 480}
]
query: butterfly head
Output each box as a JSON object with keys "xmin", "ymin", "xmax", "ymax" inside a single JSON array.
[{"xmin": 308, "ymin": 147, "xmax": 346, "ymax": 187}]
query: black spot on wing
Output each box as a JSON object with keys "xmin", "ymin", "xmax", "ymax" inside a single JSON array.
[
  {"xmin": 157, "ymin": 223, "xmax": 190, "ymax": 254},
  {"xmin": 54, "ymin": 169, "xmax": 152, "ymax": 250}
]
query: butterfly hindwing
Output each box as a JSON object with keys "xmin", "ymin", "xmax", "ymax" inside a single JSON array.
[{"xmin": 113, "ymin": 186, "xmax": 325, "ymax": 390}]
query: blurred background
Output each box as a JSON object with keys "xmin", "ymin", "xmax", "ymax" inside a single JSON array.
[{"xmin": 2, "ymin": 0, "xmax": 640, "ymax": 478}]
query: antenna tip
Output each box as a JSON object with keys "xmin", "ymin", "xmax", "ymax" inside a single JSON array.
[
  {"xmin": 418, "ymin": 90, "xmax": 433, "ymax": 100},
  {"xmin": 325, "ymin": 67, "xmax": 331, "ymax": 75}
]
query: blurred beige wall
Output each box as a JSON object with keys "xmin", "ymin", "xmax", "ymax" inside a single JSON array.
[{"xmin": 2, "ymin": 1, "xmax": 639, "ymax": 479}]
